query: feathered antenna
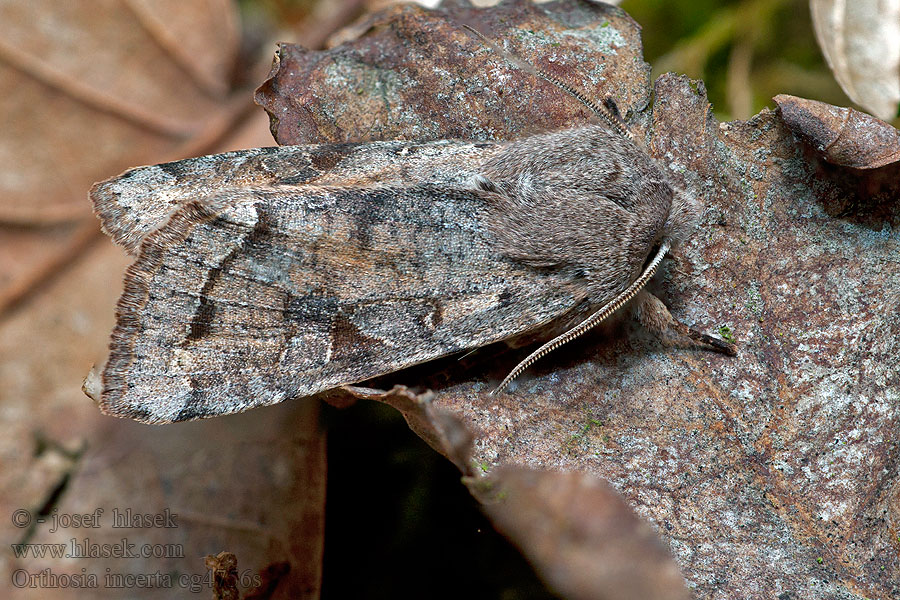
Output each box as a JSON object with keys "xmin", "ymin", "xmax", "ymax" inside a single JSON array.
[{"xmin": 461, "ymin": 24, "xmax": 633, "ymax": 140}]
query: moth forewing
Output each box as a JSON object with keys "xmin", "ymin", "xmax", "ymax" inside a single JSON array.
[
  {"xmin": 90, "ymin": 138, "xmax": 591, "ymax": 422},
  {"xmin": 90, "ymin": 140, "xmax": 503, "ymax": 254}
]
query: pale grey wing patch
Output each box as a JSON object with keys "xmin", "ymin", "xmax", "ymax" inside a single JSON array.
[
  {"xmin": 91, "ymin": 140, "xmax": 501, "ymax": 255},
  {"xmin": 100, "ymin": 185, "xmax": 579, "ymax": 423},
  {"xmin": 91, "ymin": 148, "xmax": 303, "ymax": 254},
  {"xmin": 279, "ymin": 324, "xmax": 334, "ymax": 370}
]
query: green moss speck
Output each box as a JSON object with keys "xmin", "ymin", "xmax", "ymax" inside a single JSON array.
[
  {"xmin": 718, "ymin": 325, "xmax": 736, "ymax": 344},
  {"xmin": 565, "ymin": 415, "xmax": 605, "ymax": 454}
]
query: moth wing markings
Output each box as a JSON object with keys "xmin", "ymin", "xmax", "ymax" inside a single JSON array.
[
  {"xmin": 101, "ymin": 185, "xmax": 577, "ymax": 423},
  {"xmin": 91, "ymin": 147, "xmax": 299, "ymax": 254},
  {"xmin": 90, "ymin": 140, "xmax": 496, "ymax": 255}
]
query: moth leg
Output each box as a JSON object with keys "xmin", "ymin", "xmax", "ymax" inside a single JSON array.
[{"xmin": 633, "ymin": 291, "xmax": 737, "ymax": 355}]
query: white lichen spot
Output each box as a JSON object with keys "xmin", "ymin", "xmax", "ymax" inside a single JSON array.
[
  {"xmin": 772, "ymin": 459, "xmax": 794, "ymax": 476},
  {"xmin": 818, "ymin": 499, "xmax": 849, "ymax": 521},
  {"xmin": 560, "ymin": 25, "xmax": 626, "ymax": 55}
]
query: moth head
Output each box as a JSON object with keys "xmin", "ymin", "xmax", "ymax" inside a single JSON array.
[{"xmin": 663, "ymin": 186, "xmax": 701, "ymax": 249}]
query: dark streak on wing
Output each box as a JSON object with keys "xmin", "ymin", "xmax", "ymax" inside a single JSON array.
[
  {"xmin": 309, "ymin": 146, "xmax": 353, "ymax": 172},
  {"xmin": 101, "ymin": 200, "xmax": 229, "ymax": 422},
  {"xmin": 184, "ymin": 217, "xmax": 230, "ymax": 342},
  {"xmin": 274, "ymin": 169, "xmax": 319, "ymax": 185},
  {"xmin": 184, "ymin": 212, "xmax": 276, "ymax": 342},
  {"xmin": 92, "ymin": 139, "xmax": 497, "ymax": 257},
  {"xmin": 186, "ymin": 291, "xmax": 217, "ymax": 341},
  {"xmin": 329, "ymin": 311, "xmax": 376, "ymax": 365},
  {"xmin": 157, "ymin": 162, "xmax": 185, "ymax": 178},
  {"xmin": 180, "ymin": 384, "xmax": 216, "ymax": 422}
]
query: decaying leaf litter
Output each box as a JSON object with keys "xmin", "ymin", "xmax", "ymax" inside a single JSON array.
[
  {"xmin": 0, "ymin": 1, "xmax": 326, "ymax": 598},
  {"xmin": 1, "ymin": 0, "xmax": 898, "ymax": 598}
]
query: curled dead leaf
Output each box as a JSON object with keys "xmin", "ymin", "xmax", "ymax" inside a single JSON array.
[
  {"xmin": 469, "ymin": 466, "xmax": 690, "ymax": 600},
  {"xmin": 773, "ymin": 93, "xmax": 900, "ymax": 168},
  {"xmin": 255, "ymin": 0, "xmax": 648, "ymax": 145},
  {"xmin": 336, "ymin": 385, "xmax": 475, "ymax": 473}
]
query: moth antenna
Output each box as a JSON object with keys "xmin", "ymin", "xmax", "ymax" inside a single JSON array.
[
  {"xmin": 461, "ymin": 24, "xmax": 633, "ymax": 141},
  {"xmin": 457, "ymin": 347, "xmax": 480, "ymax": 361},
  {"xmin": 492, "ymin": 240, "xmax": 671, "ymax": 395}
]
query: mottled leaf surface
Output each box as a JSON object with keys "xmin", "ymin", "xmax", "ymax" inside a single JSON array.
[{"xmin": 266, "ymin": 1, "xmax": 900, "ymax": 598}]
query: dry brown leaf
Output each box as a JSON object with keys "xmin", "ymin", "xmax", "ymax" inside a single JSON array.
[
  {"xmin": 0, "ymin": 221, "xmax": 100, "ymax": 315},
  {"xmin": 773, "ymin": 93, "xmax": 900, "ymax": 168},
  {"xmin": 21, "ymin": 400, "xmax": 323, "ymax": 600},
  {"xmin": 254, "ymin": 1, "xmax": 900, "ymax": 597},
  {"xmin": 0, "ymin": 2, "xmax": 329, "ymax": 599},
  {"xmin": 471, "ymin": 467, "xmax": 690, "ymax": 600},
  {"xmin": 0, "ymin": 0, "xmax": 249, "ymax": 316},
  {"xmin": 0, "ymin": 0, "xmax": 243, "ymax": 224},
  {"xmin": 810, "ymin": 0, "xmax": 900, "ymax": 120}
]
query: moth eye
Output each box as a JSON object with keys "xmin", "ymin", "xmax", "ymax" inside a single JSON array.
[{"xmin": 642, "ymin": 243, "xmax": 662, "ymax": 272}]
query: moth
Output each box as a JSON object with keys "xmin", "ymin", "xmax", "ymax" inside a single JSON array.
[{"xmin": 84, "ymin": 32, "xmax": 735, "ymax": 424}]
